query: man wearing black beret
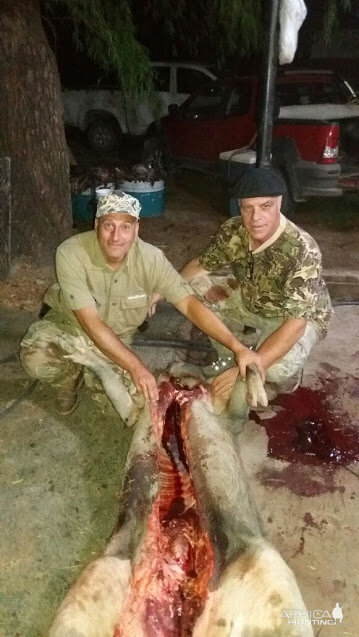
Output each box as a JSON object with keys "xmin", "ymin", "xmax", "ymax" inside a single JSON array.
[{"xmin": 180, "ymin": 166, "xmax": 333, "ymax": 423}]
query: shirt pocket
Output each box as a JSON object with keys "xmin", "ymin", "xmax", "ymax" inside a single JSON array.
[{"xmin": 119, "ymin": 294, "xmax": 149, "ymax": 328}]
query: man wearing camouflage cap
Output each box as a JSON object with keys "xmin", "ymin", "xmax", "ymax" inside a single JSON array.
[
  {"xmin": 20, "ymin": 191, "xmax": 261, "ymax": 415},
  {"xmin": 181, "ymin": 167, "xmax": 333, "ymax": 423}
]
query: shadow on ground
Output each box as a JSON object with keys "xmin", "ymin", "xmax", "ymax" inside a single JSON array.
[{"xmin": 0, "ymin": 307, "xmax": 132, "ymax": 636}]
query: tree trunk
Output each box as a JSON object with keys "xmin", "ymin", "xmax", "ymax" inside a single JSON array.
[{"xmin": 0, "ymin": 0, "xmax": 72, "ymax": 265}]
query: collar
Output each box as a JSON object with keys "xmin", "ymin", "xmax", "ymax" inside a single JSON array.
[{"xmin": 250, "ymin": 213, "xmax": 287, "ymax": 254}]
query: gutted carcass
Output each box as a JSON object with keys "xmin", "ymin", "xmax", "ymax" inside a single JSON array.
[{"xmin": 49, "ymin": 336, "xmax": 313, "ymax": 637}]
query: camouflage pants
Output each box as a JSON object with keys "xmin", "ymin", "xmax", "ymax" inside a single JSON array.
[
  {"xmin": 189, "ymin": 274, "xmax": 321, "ymax": 428},
  {"xmin": 20, "ymin": 319, "xmax": 134, "ymax": 403},
  {"xmin": 192, "ymin": 273, "xmax": 321, "ymax": 385}
]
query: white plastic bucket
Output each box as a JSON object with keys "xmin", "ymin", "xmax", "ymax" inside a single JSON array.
[{"xmin": 95, "ymin": 184, "xmax": 115, "ymax": 199}]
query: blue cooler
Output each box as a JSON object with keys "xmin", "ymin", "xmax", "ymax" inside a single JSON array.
[
  {"xmin": 121, "ymin": 180, "xmax": 165, "ymax": 218},
  {"xmin": 72, "ymin": 189, "xmax": 95, "ymax": 224}
]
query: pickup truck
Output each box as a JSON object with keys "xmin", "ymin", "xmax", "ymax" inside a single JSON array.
[
  {"xmin": 152, "ymin": 70, "xmax": 359, "ymax": 210},
  {"xmin": 62, "ymin": 62, "xmax": 216, "ymax": 152}
]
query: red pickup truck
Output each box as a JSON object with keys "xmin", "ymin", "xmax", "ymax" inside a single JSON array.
[{"xmin": 153, "ymin": 70, "xmax": 359, "ymax": 209}]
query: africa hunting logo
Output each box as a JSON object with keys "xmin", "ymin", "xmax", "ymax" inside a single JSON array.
[{"xmin": 281, "ymin": 603, "xmax": 344, "ymax": 627}]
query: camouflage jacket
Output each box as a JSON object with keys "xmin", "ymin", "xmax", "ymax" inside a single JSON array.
[{"xmin": 199, "ymin": 215, "xmax": 333, "ymax": 335}]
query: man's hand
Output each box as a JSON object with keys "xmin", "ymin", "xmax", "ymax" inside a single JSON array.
[
  {"xmin": 175, "ymin": 296, "xmax": 267, "ymax": 383},
  {"xmin": 211, "ymin": 367, "xmax": 240, "ymax": 400},
  {"xmin": 129, "ymin": 363, "xmax": 159, "ymax": 403},
  {"xmin": 147, "ymin": 293, "xmax": 163, "ymax": 317},
  {"xmin": 234, "ymin": 347, "xmax": 265, "ymax": 382}
]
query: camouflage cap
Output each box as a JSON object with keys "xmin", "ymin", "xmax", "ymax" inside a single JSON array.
[
  {"xmin": 231, "ymin": 167, "xmax": 286, "ymax": 199},
  {"xmin": 96, "ymin": 191, "xmax": 141, "ymax": 219}
]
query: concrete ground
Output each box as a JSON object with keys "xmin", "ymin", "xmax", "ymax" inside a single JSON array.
[
  {"xmin": 0, "ymin": 173, "xmax": 359, "ymax": 636},
  {"xmin": 242, "ymin": 305, "xmax": 359, "ymax": 636}
]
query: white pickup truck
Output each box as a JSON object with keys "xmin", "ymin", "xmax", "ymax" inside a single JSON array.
[{"xmin": 62, "ymin": 61, "xmax": 216, "ymax": 152}]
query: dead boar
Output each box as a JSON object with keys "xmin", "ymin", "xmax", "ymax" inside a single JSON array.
[{"xmin": 49, "ymin": 335, "xmax": 313, "ymax": 637}]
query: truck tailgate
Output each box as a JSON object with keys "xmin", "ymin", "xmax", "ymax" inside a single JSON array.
[{"xmin": 274, "ymin": 120, "xmax": 339, "ymax": 162}]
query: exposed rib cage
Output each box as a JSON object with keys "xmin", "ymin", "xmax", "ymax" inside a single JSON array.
[
  {"xmin": 156, "ymin": 382, "xmax": 207, "ymax": 516},
  {"xmin": 115, "ymin": 381, "xmax": 214, "ymax": 636}
]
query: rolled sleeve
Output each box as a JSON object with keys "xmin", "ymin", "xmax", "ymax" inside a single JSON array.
[
  {"xmin": 199, "ymin": 243, "xmax": 230, "ymax": 272},
  {"xmin": 199, "ymin": 237, "xmax": 231, "ymax": 272},
  {"xmin": 56, "ymin": 245, "xmax": 96, "ymax": 311},
  {"xmin": 152, "ymin": 252, "xmax": 193, "ymax": 304},
  {"xmin": 198, "ymin": 218, "xmax": 244, "ymax": 271}
]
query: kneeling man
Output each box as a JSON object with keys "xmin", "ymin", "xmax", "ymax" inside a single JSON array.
[
  {"xmin": 181, "ymin": 167, "xmax": 333, "ymax": 422},
  {"xmin": 20, "ymin": 191, "xmax": 259, "ymax": 415}
]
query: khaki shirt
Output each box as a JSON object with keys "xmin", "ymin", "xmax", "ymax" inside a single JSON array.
[
  {"xmin": 44, "ymin": 231, "xmax": 192, "ymax": 339},
  {"xmin": 199, "ymin": 215, "xmax": 333, "ymax": 336}
]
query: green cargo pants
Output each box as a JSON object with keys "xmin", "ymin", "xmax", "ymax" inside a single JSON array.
[{"xmin": 19, "ymin": 317, "xmax": 134, "ymax": 404}]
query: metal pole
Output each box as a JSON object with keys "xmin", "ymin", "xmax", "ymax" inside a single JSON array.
[{"xmin": 256, "ymin": 0, "xmax": 280, "ymax": 168}]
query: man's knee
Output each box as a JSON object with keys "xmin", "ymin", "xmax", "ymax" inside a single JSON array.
[
  {"xmin": 20, "ymin": 340, "xmax": 65, "ymax": 382},
  {"xmin": 20, "ymin": 323, "xmax": 82, "ymax": 385},
  {"xmin": 265, "ymin": 355, "xmax": 304, "ymax": 385},
  {"xmin": 20, "ymin": 343, "xmax": 51, "ymax": 380},
  {"xmin": 265, "ymin": 323, "xmax": 320, "ymax": 384}
]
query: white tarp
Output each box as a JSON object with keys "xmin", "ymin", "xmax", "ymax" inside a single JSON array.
[{"xmin": 279, "ymin": 0, "xmax": 307, "ymax": 65}]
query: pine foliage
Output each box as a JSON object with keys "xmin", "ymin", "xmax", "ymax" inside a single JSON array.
[
  {"xmin": 49, "ymin": 0, "xmax": 353, "ymax": 96},
  {"xmin": 52, "ymin": 0, "xmax": 155, "ymax": 102},
  {"xmin": 213, "ymin": 0, "xmax": 263, "ymax": 54},
  {"xmin": 322, "ymin": 0, "xmax": 352, "ymax": 43}
]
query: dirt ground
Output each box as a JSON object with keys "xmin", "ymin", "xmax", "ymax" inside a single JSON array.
[
  {"xmin": 2, "ymin": 170, "xmax": 359, "ymax": 313},
  {"xmin": 1, "ymin": 164, "xmax": 359, "ymax": 636}
]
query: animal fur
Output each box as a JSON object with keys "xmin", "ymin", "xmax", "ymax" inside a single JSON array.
[{"xmin": 48, "ymin": 336, "xmax": 313, "ymax": 637}]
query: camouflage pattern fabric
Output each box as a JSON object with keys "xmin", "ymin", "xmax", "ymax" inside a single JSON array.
[
  {"xmin": 191, "ymin": 273, "xmax": 320, "ymax": 385},
  {"xmin": 198, "ymin": 216, "xmax": 332, "ymax": 336},
  {"xmin": 20, "ymin": 320, "xmax": 82, "ymax": 387},
  {"xmin": 189, "ymin": 270, "xmax": 321, "ymax": 429},
  {"xmin": 95, "ymin": 191, "xmax": 141, "ymax": 219},
  {"xmin": 20, "ymin": 319, "xmax": 135, "ymax": 400}
]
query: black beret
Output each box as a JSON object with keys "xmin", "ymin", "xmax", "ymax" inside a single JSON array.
[{"xmin": 231, "ymin": 167, "xmax": 286, "ymax": 199}]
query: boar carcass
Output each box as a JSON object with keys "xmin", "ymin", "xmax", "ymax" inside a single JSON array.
[{"xmin": 49, "ymin": 336, "xmax": 312, "ymax": 637}]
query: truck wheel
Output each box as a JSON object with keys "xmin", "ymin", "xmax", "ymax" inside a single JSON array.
[
  {"xmin": 273, "ymin": 169, "xmax": 296, "ymax": 217},
  {"xmin": 87, "ymin": 119, "xmax": 120, "ymax": 152}
]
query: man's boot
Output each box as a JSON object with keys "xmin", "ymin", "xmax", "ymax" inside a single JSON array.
[{"xmin": 55, "ymin": 370, "xmax": 83, "ymax": 415}]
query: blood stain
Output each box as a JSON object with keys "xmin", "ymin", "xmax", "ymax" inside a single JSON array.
[
  {"xmin": 252, "ymin": 385, "xmax": 359, "ymax": 496},
  {"xmin": 251, "ymin": 386, "xmax": 359, "ymax": 466},
  {"xmin": 257, "ymin": 463, "xmax": 344, "ymax": 497}
]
